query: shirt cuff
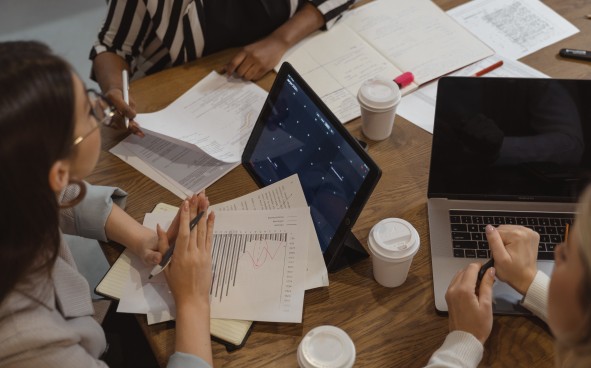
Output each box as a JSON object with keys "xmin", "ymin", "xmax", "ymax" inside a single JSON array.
[
  {"xmin": 520, "ymin": 270, "xmax": 549, "ymax": 322},
  {"xmin": 75, "ymin": 185, "xmax": 128, "ymax": 242},
  {"xmin": 168, "ymin": 352, "xmax": 211, "ymax": 368},
  {"xmin": 427, "ymin": 331, "xmax": 483, "ymax": 368},
  {"xmin": 309, "ymin": 0, "xmax": 354, "ymax": 30}
]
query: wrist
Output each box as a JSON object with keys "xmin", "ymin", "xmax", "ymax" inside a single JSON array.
[{"xmin": 176, "ymin": 298, "xmax": 210, "ymax": 315}]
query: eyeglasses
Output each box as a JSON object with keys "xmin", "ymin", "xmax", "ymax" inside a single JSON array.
[{"xmin": 72, "ymin": 89, "xmax": 116, "ymax": 146}]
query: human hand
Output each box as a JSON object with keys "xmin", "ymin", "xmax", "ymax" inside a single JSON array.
[
  {"xmin": 445, "ymin": 263, "xmax": 495, "ymax": 344},
  {"xmin": 156, "ymin": 193, "xmax": 215, "ymax": 307},
  {"xmin": 486, "ymin": 224, "xmax": 538, "ymax": 295},
  {"xmin": 224, "ymin": 35, "xmax": 288, "ymax": 81},
  {"xmin": 104, "ymin": 87, "xmax": 144, "ymax": 137}
]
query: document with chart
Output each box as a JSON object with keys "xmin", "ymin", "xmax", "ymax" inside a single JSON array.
[
  {"xmin": 207, "ymin": 208, "xmax": 310, "ymax": 322},
  {"xmin": 117, "ymin": 206, "xmax": 311, "ymax": 323}
]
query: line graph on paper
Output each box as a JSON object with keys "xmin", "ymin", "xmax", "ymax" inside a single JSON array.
[{"xmin": 209, "ymin": 230, "xmax": 297, "ymax": 316}]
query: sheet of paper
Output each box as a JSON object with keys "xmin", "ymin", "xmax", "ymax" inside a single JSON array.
[
  {"xmin": 111, "ymin": 133, "xmax": 238, "ymax": 198},
  {"xmin": 277, "ymin": 0, "xmax": 492, "ymax": 123},
  {"xmin": 344, "ymin": 0, "xmax": 493, "ymax": 85},
  {"xmin": 277, "ymin": 24, "xmax": 411, "ymax": 124},
  {"xmin": 212, "ymin": 174, "xmax": 329, "ymax": 290},
  {"xmin": 448, "ymin": 0, "xmax": 578, "ymax": 60},
  {"xmin": 119, "ymin": 208, "xmax": 310, "ymax": 323},
  {"xmin": 397, "ymin": 55, "xmax": 549, "ymax": 134},
  {"xmin": 136, "ymin": 71, "xmax": 267, "ymax": 163}
]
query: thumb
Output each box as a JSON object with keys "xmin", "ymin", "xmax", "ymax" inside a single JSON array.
[
  {"xmin": 156, "ymin": 224, "xmax": 169, "ymax": 255},
  {"xmin": 485, "ymin": 225, "xmax": 508, "ymax": 262},
  {"xmin": 478, "ymin": 267, "xmax": 495, "ymax": 309}
]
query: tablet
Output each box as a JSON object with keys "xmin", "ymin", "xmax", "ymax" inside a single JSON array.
[{"xmin": 242, "ymin": 62, "xmax": 382, "ymax": 271}]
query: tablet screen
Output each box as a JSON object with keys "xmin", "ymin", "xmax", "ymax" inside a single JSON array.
[{"xmin": 242, "ymin": 63, "xmax": 381, "ymax": 268}]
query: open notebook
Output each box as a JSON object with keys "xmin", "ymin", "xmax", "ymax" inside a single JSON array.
[{"xmin": 96, "ymin": 203, "xmax": 253, "ymax": 351}]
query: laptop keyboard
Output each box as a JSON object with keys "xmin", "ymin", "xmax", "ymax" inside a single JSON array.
[{"xmin": 449, "ymin": 210, "xmax": 574, "ymax": 260}]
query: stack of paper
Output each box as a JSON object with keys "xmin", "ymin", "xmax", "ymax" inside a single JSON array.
[
  {"xmin": 97, "ymin": 175, "xmax": 328, "ymax": 329},
  {"xmin": 110, "ymin": 72, "xmax": 268, "ymax": 199}
]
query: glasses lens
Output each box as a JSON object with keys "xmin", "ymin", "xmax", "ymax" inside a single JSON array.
[{"xmin": 88, "ymin": 90, "xmax": 115, "ymax": 126}]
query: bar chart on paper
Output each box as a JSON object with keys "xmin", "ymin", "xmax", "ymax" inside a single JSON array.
[{"xmin": 209, "ymin": 209, "xmax": 310, "ymax": 323}]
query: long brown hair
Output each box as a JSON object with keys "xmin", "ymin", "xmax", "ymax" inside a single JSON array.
[{"xmin": 0, "ymin": 41, "xmax": 75, "ymax": 302}]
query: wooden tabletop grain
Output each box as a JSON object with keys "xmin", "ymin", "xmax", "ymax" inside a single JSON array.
[{"xmin": 88, "ymin": 0, "xmax": 591, "ymax": 366}]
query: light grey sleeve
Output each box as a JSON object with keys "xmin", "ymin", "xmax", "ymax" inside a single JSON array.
[
  {"xmin": 167, "ymin": 352, "xmax": 212, "ymax": 368},
  {"xmin": 59, "ymin": 182, "xmax": 128, "ymax": 241}
]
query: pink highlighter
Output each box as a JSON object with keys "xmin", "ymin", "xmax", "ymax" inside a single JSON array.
[{"xmin": 394, "ymin": 72, "xmax": 414, "ymax": 89}]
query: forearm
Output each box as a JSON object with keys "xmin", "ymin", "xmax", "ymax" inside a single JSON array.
[
  {"xmin": 105, "ymin": 204, "xmax": 156, "ymax": 254},
  {"xmin": 93, "ymin": 52, "xmax": 130, "ymax": 94},
  {"xmin": 268, "ymin": 3, "xmax": 325, "ymax": 49},
  {"xmin": 175, "ymin": 302, "xmax": 213, "ymax": 366}
]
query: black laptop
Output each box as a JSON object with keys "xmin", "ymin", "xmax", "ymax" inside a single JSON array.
[
  {"xmin": 428, "ymin": 76, "xmax": 591, "ymax": 314},
  {"xmin": 242, "ymin": 62, "xmax": 382, "ymax": 272}
]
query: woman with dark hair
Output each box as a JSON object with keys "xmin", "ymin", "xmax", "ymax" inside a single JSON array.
[{"xmin": 0, "ymin": 41, "xmax": 215, "ymax": 368}]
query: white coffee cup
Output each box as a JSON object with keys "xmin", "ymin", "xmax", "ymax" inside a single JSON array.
[
  {"xmin": 357, "ymin": 78, "xmax": 401, "ymax": 141},
  {"xmin": 368, "ymin": 218, "xmax": 420, "ymax": 287},
  {"xmin": 297, "ymin": 325, "xmax": 356, "ymax": 368}
]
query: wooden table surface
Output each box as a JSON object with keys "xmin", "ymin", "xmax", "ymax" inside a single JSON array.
[{"xmin": 88, "ymin": 0, "xmax": 591, "ymax": 366}]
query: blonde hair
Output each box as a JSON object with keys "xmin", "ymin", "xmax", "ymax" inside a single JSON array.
[{"xmin": 555, "ymin": 185, "xmax": 591, "ymax": 367}]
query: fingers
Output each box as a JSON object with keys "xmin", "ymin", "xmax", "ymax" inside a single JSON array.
[
  {"xmin": 477, "ymin": 267, "xmax": 495, "ymax": 309},
  {"xmin": 195, "ymin": 193, "xmax": 209, "ymax": 251},
  {"xmin": 205, "ymin": 211, "xmax": 215, "ymax": 254},
  {"xmin": 225, "ymin": 51, "xmax": 246, "ymax": 77},
  {"xmin": 175, "ymin": 200, "xmax": 191, "ymax": 256},
  {"xmin": 156, "ymin": 224, "xmax": 170, "ymax": 255},
  {"xmin": 486, "ymin": 224, "xmax": 510, "ymax": 263}
]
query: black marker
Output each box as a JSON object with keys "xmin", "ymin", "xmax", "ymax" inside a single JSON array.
[
  {"xmin": 476, "ymin": 258, "xmax": 494, "ymax": 289},
  {"xmin": 559, "ymin": 48, "xmax": 591, "ymax": 62}
]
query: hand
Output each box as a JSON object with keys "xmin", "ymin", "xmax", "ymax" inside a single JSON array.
[
  {"xmin": 156, "ymin": 193, "xmax": 215, "ymax": 307},
  {"xmin": 104, "ymin": 87, "xmax": 144, "ymax": 137},
  {"xmin": 486, "ymin": 224, "xmax": 538, "ymax": 295},
  {"xmin": 445, "ymin": 263, "xmax": 496, "ymax": 344},
  {"xmin": 224, "ymin": 34, "xmax": 289, "ymax": 81}
]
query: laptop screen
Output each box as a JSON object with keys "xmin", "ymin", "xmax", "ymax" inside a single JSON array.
[
  {"xmin": 429, "ymin": 77, "xmax": 591, "ymax": 202},
  {"xmin": 242, "ymin": 63, "xmax": 381, "ymax": 267}
]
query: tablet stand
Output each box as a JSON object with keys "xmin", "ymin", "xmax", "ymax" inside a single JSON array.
[{"xmin": 327, "ymin": 231, "xmax": 369, "ymax": 273}]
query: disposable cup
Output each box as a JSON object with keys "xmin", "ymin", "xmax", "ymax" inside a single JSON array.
[
  {"xmin": 357, "ymin": 78, "xmax": 401, "ymax": 141},
  {"xmin": 297, "ymin": 325, "xmax": 356, "ymax": 368},
  {"xmin": 368, "ymin": 218, "xmax": 420, "ymax": 287}
]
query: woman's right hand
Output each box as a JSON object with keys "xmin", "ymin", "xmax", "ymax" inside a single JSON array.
[
  {"xmin": 486, "ymin": 224, "xmax": 539, "ymax": 295},
  {"xmin": 104, "ymin": 87, "xmax": 145, "ymax": 137},
  {"xmin": 156, "ymin": 193, "xmax": 215, "ymax": 307}
]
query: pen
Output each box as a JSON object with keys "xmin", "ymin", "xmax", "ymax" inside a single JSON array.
[
  {"xmin": 559, "ymin": 48, "xmax": 591, "ymax": 62},
  {"xmin": 148, "ymin": 210, "xmax": 205, "ymax": 279},
  {"xmin": 122, "ymin": 69, "xmax": 130, "ymax": 129},
  {"xmin": 476, "ymin": 258, "xmax": 494, "ymax": 288},
  {"xmin": 394, "ymin": 71, "xmax": 414, "ymax": 89},
  {"xmin": 474, "ymin": 60, "xmax": 503, "ymax": 77}
]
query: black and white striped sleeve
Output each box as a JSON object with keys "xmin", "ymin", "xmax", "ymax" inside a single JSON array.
[
  {"xmin": 89, "ymin": 0, "xmax": 152, "ymax": 71},
  {"xmin": 308, "ymin": 0, "xmax": 359, "ymax": 29}
]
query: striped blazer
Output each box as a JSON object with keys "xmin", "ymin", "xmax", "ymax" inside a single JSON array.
[{"xmin": 91, "ymin": 0, "xmax": 356, "ymax": 78}]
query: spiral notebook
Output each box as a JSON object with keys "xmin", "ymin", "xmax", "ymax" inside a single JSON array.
[{"xmin": 96, "ymin": 203, "xmax": 253, "ymax": 351}]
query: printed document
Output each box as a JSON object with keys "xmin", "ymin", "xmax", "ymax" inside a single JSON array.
[
  {"xmin": 277, "ymin": 0, "xmax": 493, "ymax": 123},
  {"xmin": 448, "ymin": 0, "xmax": 578, "ymax": 60},
  {"xmin": 110, "ymin": 72, "xmax": 267, "ymax": 198},
  {"xmin": 117, "ymin": 176, "xmax": 324, "ymax": 323}
]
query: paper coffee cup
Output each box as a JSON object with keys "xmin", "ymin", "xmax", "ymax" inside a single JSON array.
[
  {"xmin": 368, "ymin": 218, "xmax": 420, "ymax": 287},
  {"xmin": 357, "ymin": 78, "xmax": 401, "ymax": 141},
  {"xmin": 297, "ymin": 326, "xmax": 356, "ymax": 368}
]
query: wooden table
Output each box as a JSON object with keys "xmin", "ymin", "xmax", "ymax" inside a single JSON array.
[{"xmin": 88, "ymin": 1, "xmax": 591, "ymax": 366}]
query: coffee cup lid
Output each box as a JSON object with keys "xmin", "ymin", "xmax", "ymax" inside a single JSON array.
[
  {"xmin": 357, "ymin": 78, "xmax": 401, "ymax": 111},
  {"xmin": 368, "ymin": 218, "xmax": 420, "ymax": 261},
  {"xmin": 297, "ymin": 326, "xmax": 356, "ymax": 368}
]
